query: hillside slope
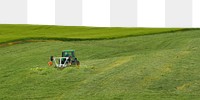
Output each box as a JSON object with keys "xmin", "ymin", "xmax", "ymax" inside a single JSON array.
[
  {"xmin": 0, "ymin": 24, "xmax": 183, "ymax": 43},
  {"xmin": 0, "ymin": 26, "xmax": 200, "ymax": 99}
]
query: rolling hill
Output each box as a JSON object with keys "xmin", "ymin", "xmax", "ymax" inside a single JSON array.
[{"xmin": 0, "ymin": 25, "xmax": 200, "ymax": 100}]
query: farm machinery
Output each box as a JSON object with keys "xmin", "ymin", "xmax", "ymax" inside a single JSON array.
[{"xmin": 48, "ymin": 50, "xmax": 80, "ymax": 68}]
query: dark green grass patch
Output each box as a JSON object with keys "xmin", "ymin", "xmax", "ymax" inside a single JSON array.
[{"xmin": 0, "ymin": 24, "xmax": 185, "ymax": 44}]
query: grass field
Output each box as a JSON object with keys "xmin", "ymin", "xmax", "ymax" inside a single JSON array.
[
  {"xmin": 0, "ymin": 24, "xmax": 183, "ymax": 43},
  {"xmin": 0, "ymin": 25, "xmax": 200, "ymax": 100}
]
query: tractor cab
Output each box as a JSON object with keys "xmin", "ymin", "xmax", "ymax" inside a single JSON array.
[{"xmin": 62, "ymin": 50, "xmax": 75, "ymax": 58}]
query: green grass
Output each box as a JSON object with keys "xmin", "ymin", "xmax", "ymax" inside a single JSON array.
[
  {"xmin": 0, "ymin": 25, "xmax": 200, "ymax": 99},
  {"xmin": 0, "ymin": 24, "xmax": 183, "ymax": 43}
]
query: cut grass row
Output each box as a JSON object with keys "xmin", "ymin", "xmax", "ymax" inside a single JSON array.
[{"xmin": 0, "ymin": 24, "xmax": 185, "ymax": 44}]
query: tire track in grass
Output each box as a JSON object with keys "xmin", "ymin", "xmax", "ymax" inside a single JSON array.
[
  {"xmin": 141, "ymin": 46, "xmax": 192, "ymax": 91},
  {"xmin": 135, "ymin": 38, "xmax": 200, "ymax": 95},
  {"xmin": 98, "ymin": 56, "xmax": 132, "ymax": 75},
  {"xmin": 83, "ymin": 56, "xmax": 132, "ymax": 97},
  {"xmin": 78, "ymin": 56, "xmax": 132, "ymax": 89},
  {"xmin": 140, "ymin": 64, "xmax": 173, "ymax": 88},
  {"xmin": 57, "ymin": 56, "xmax": 132, "ymax": 99}
]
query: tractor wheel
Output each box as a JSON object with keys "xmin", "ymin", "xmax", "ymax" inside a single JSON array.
[
  {"xmin": 77, "ymin": 61, "xmax": 80, "ymax": 66},
  {"xmin": 50, "ymin": 56, "xmax": 53, "ymax": 61},
  {"xmin": 68, "ymin": 62, "xmax": 72, "ymax": 66}
]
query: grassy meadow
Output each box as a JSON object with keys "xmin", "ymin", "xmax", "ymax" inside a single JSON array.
[{"xmin": 0, "ymin": 25, "xmax": 200, "ymax": 100}]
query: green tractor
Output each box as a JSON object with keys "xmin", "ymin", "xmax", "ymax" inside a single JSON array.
[{"xmin": 48, "ymin": 50, "xmax": 80, "ymax": 68}]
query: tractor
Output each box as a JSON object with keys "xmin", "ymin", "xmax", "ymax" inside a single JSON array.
[{"xmin": 48, "ymin": 50, "xmax": 80, "ymax": 68}]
